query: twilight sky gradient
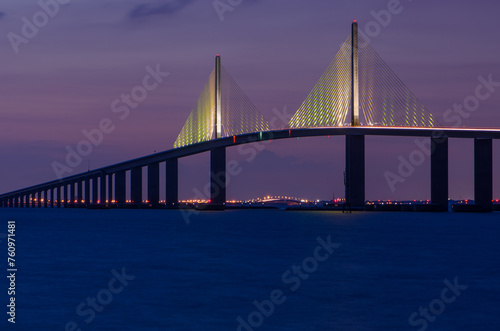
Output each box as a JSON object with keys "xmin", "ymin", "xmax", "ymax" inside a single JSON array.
[{"xmin": 0, "ymin": 0, "xmax": 499, "ymax": 201}]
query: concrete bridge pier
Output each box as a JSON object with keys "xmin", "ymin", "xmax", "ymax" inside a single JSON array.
[
  {"xmin": 115, "ymin": 171, "xmax": 126, "ymax": 205},
  {"xmin": 107, "ymin": 174, "xmax": 113, "ymax": 204},
  {"xmin": 474, "ymin": 138, "xmax": 493, "ymax": 212},
  {"xmin": 76, "ymin": 180, "xmax": 83, "ymax": 206},
  {"xmin": 85, "ymin": 179, "xmax": 90, "ymax": 206},
  {"xmin": 99, "ymin": 175, "xmax": 106, "ymax": 205},
  {"xmin": 345, "ymin": 135, "xmax": 365, "ymax": 209},
  {"xmin": 148, "ymin": 162, "xmax": 160, "ymax": 205},
  {"xmin": 210, "ymin": 147, "xmax": 226, "ymax": 209},
  {"xmin": 38, "ymin": 191, "xmax": 42, "ymax": 208},
  {"xmin": 51, "ymin": 189, "xmax": 54, "ymax": 207},
  {"xmin": 165, "ymin": 158, "xmax": 178, "ymax": 208},
  {"xmin": 92, "ymin": 176, "xmax": 98, "ymax": 204},
  {"xmin": 131, "ymin": 167, "xmax": 142, "ymax": 205},
  {"xmin": 69, "ymin": 182, "xmax": 75, "ymax": 206},
  {"xmin": 43, "ymin": 190, "xmax": 48, "ymax": 208},
  {"xmin": 431, "ymin": 137, "xmax": 449, "ymax": 211},
  {"xmin": 58, "ymin": 185, "xmax": 63, "ymax": 208},
  {"xmin": 65, "ymin": 183, "xmax": 70, "ymax": 207}
]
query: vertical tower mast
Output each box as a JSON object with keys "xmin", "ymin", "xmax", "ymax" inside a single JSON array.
[
  {"xmin": 215, "ymin": 54, "xmax": 222, "ymax": 138},
  {"xmin": 351, "ymin": 20, "xmax": 359, "ymax": 126}
]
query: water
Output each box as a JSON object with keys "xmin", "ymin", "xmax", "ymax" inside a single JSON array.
[{"xmin": 0, "ymin": 209, "xmax": 499, "ymax": 330}]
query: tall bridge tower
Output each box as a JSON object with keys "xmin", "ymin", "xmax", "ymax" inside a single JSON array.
[{"xmin": 345, "ymin": 20, "xmax": 365, "ymax": 209}]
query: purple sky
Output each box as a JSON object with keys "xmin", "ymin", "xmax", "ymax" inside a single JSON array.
[{"xmin": 0, "ymin": 0, "xmax": 499, "ymax": 201}]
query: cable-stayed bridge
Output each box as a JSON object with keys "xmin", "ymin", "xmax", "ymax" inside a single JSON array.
[{"xmin": 1, "ymin": 21, "xmax": 499, "ymax": 212}]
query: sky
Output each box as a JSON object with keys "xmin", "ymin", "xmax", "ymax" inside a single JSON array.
[{"xmin": 0, "ymin": 0, "xmax": 499, "ymax": 201}]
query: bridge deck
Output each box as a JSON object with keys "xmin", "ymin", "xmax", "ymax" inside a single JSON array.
[{"xmin": 1, "ymin": 126, "xmax": 499, "ymax": 197}]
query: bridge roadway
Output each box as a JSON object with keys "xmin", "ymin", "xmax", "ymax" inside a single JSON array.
[{"xmin": 0, "ymin": 126, "xmax": 499, "ymax": 211}]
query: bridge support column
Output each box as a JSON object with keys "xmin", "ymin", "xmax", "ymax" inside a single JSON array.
[
  {"xmin": 51, "ymin": 187, "xmax": 56, "ymax": 207},
  {"xmin": 43, "ymin": 190, "xmax": 47, "ymax": 208},
  {"xmin": 65, "ymin": 184, "xmax": 69, "ymax": 207},
  {"xmin": 59, "ymin": 186, "xmax": 64, "ymax": 208},
  {"xmin": 166, "ymin": 158, "xmax": 178, "ymax": 208},
  {"xmin": 69, "ymin": 183, "xmax": 74, "ymax": 206},
  {"xmin": 431, "ymin": 137, "xmax": 448, "ymax": 211},
  {"xmin": 131, "ymin": 167, "xmax": 142, "ymax": 204},
  {"xmin": 77, "ymin": 181, "xmax": 83, "ymax": 205},
  {"xmin": 115, "ymin": 171, "xmax": 126, "ymax": 205},
  {"xmin": 148, "ymin": 162, "xmax": 160, "ymax": 205},
  {"xmin": 100, "ymin": 175, "xmax": 106, "ymax": 205},
  {"xmin": 108, "ymin": 174, "xmax": 113, "ymax": 204},
  {"xmin": 474, "ymin": 138, "xmax": 493, "ymax": 212},
  {"xmin": 38, "ymin": 191, "xmax": 42, "ymax": 208},
  {"xmin": 92, "ymin": 176, "xmax": 98, "ymax": 204},
  {"xmin": 345, "ymin": 135, "xmax": 365, "ymax": 209},
  {"xmin": 210, "ymin": 147, "xmax": 226, "ymax": 209},
  {"xmin": 85, "ymin": 179, "xmax": 91, "ymax": 206}
]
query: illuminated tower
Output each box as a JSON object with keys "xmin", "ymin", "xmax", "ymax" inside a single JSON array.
[
  {"xmin": 215, "ymin": 54, "xmax": 222, "ymax": 138},
  {"xmin": 351, "ymin": 20, "xmax": 359, "ymax": 126}
]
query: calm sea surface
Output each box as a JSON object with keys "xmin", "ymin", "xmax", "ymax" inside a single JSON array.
[{"xmin": 0, "ymin": 209, "xmax": 499, "ymax": 330}]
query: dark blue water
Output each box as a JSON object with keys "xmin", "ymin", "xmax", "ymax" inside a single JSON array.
[{"xmin": 0, "ymin": 209, "xmax": 499, "ymax": 330}]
